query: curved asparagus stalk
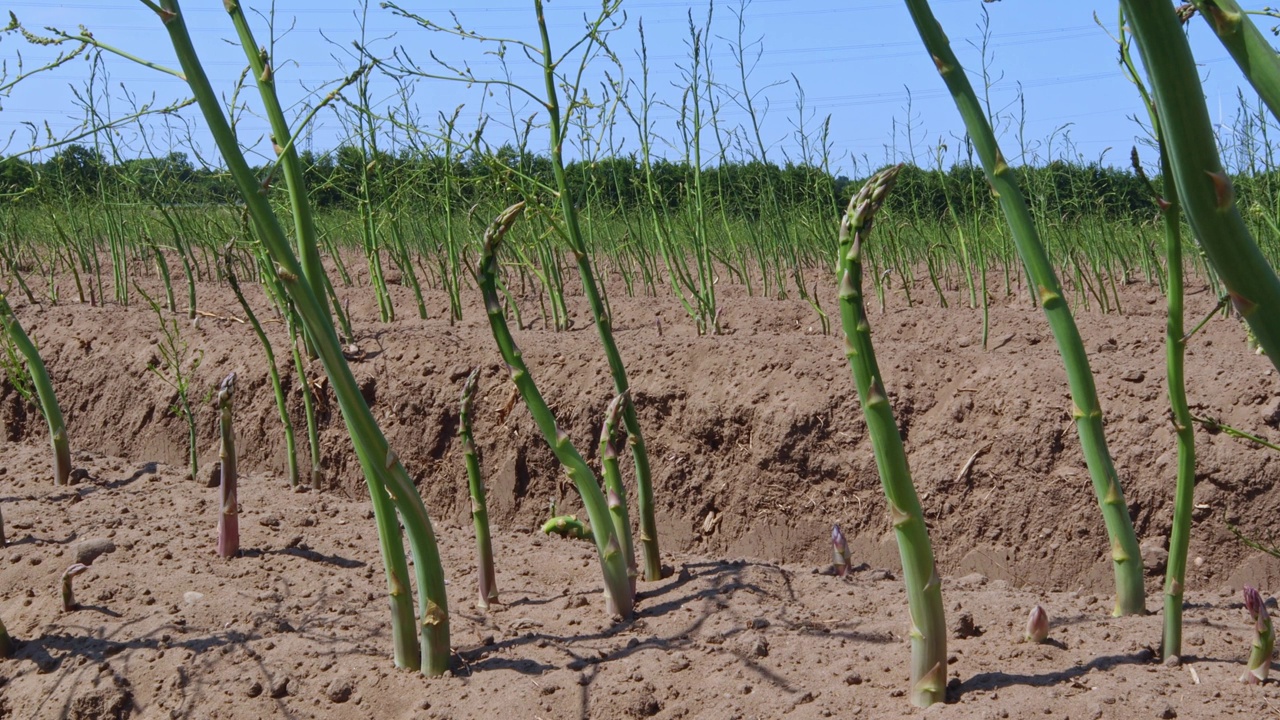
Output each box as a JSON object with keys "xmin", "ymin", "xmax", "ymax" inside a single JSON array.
[
  {"xmin": 1242, "ymin": 586, "xmax": 1274, "ymax": 683},
  {"xmin": 601, "ymin": 393, "xmax": 637, "ymax": 590},
  {"xmin": 901, "ymin": 0, "xmax": 1145, "ymax": 616},
  {"xmin": 542, "ymin": 515, "xmax": 593, "ymax": 540},
  {"xmin": 1121, "ymin": 0, "xmax": 1280, "ymax": 365},
  {"xmin": 460, "ymin": 368, "xmax": 498, "ymax": 609},
  {"xmin": 1189, "ymin": 0, "xmax": 1280, "ymax": 123},
  {"xmin": 61, "ymin": 563, "xmax": 88, "ymax": 612},
  {"xmin": 476, "ymin": 202, "xmax": 634, "ymax": 619},
  {"xmin": 154, "ymin": 0, "xmax": 449, "ymax": 675},
  {"xmin": 216, "ymin": 373, "xmax": 239, "ymax": 559},
  {"xmin": 0, "ymin": 294, "xmax": 71, "ymax": 486},
  {"xmin": 838, "ymin": 166, "xmax": 946, "ymax": 708}
]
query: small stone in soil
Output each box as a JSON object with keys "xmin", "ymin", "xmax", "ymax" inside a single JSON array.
[
  {"xmin": 953, "ymin": 612, "xmax": 983, "ymax": 639},
  {"xmin": 325, "ymin": 677, "xmax": 354, "ymax": 703},
  {"xmin": 74, "ymin": 538, "xmax": 116, "ymax": 565}
]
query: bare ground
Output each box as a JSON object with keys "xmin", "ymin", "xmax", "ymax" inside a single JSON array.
[{"xmin": 3, "ymin": 257, "xmax": 1280, "ymax": 718}]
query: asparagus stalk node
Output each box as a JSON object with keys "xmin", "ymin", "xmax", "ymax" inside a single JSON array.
[
  {"xmin": 216, "ymin": 372, "xmax": 239, "ymax": 559},
  {"xmin": 1242, "ymin": 586, "xmax": 1275, "ymax": 684},
  {"xmin": 837, "ymin": 166, "xmax": 947, "ymax": 708}
]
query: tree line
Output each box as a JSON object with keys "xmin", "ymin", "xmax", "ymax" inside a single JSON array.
[{"xmin": 7, "ymin": 142, "xmax": 1259, "ymax": 225}]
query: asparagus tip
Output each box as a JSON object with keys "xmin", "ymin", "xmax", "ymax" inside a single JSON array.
[
  {"xmin": 831, "ymin": 524, "xmax": 852, "ymax": 577},
  {"xmin": 1025, "ymin": 605, "xmax": 1050, "ymax": 644}
]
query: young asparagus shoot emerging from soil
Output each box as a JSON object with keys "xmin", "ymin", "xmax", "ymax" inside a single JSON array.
[
  {"xmin": 61, "ymin": 563, "xmax": 88, "ymax": 612},
  {"xmin": 0, "ymin": 294, "xmax": 71, "ymax": 485},
  {"xmin": 217, "ymin": 373, "xmax": 239, "ymax": 559},
  {"xmin": 1242, "ymin": 586, "xmax": 1274, "ymax": 683},
  {"xmin": 902, "ymin": 0, "xmax": 1145, "ymax": 616},
  {"xmin": 832, "ymin": 524, "xmax": 852, "ymax": 578},
  {"xmin": 460, "ymin": 368, "xmax": 498, "ymax": 609},
  {"xmin": 1025, "ymin": 605, "xmax": 1050, "ymax": 644},
  {"xmin": 837, "ymin": 165, "xmax": 946, "ymax": 708},
  {"xmin": 476, "ymin": 202, "xmax": 634, "ymax": 619}
]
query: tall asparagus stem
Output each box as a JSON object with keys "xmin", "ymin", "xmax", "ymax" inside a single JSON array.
[
  {"xmin": 0, "ymin": 294, "xmax": 71, "ymax": 486},
  {"xmin": 476, "ymin": 202, "xmax": 634, "ymax": 619},
  {"xmin": 216, "ymin": 373, "xmax": 239, "ymax": 559},
  {"xmin": 223, "ymin": 0, "xmax": 332, "ymax": 336},
  {"xmin": 460, "ymin": 368, "xmax": 498, "ymax": 610},
  {"xmin": 838, "ymin": 166, "xmax": 946, "ymax": 708},
  {"xmin": 901, "ymin": 0, "xmax": 1146, "ymax": 615},
  {"xmin": 532, "ymin": 0, "xmax": 663, "ymax": 581},
  {"xmin": 1121, "ymin": 0, "xmax": 1280, "ymax": 366},
  {"xmin": 153, "ymin": 0, "xmax": 449, "ymax": 674},
  {"xmin": 1158, "ymin": 150, "xmax": 1198, "ymax": 658},
  {"xmin": 1115, "ymin": 15, "xmax": 1198, "ymax": 658},
  {"xmin": 1242, "ymin": 585, "xmax": 1274, "ymax": 683}
]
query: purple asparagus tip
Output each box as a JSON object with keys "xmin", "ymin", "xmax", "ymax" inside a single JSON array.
[{"xmin": 832, "ymin": 524, "xmax": 852, "ymax": 577}]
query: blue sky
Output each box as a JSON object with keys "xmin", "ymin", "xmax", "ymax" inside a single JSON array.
[{"xmin": 0, "ymin": 0, "xmax": 1263, "ymax": 175}]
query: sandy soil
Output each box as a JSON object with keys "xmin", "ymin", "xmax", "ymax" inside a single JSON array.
[{"xmin": 3, "ymin": 255, "xmax": 1280, "ymax": 718}]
